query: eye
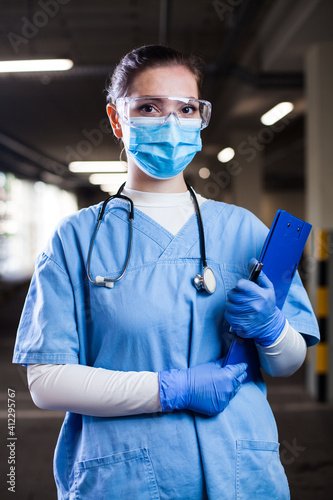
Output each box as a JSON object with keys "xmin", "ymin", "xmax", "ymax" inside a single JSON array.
[
  {"xmin": 140, "ymin": 104, "xmax": 154, "ymax": 113},
  {"xmin": 180, "ymin": 105, "xmax": 199, "ymax": 116},
  {"xmin": 138, "ymin": 104, "xmax": 159, "ymax": 114}
]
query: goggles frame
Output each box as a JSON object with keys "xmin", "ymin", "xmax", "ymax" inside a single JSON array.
[{"xmin": 116, "ymin": 95, "xmax": 212, "ymax": 130}]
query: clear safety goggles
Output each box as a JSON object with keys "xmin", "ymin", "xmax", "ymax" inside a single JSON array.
[{"xmin": 116, "ymin": 96, "xmax": 212, "ymax": 130}]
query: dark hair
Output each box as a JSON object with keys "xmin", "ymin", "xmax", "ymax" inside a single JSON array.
[{"xmin": 106, "ymin": 45, "xmax": 204, "ymax": 104}]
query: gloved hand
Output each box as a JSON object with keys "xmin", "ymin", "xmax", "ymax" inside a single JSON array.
[
  {"xmin": 225, "ymin": 267, "xmax": 286, "ymax": 347},
  {"xmin": 158, "ymin": 361, "xmax": 247, "ymax": 416}
]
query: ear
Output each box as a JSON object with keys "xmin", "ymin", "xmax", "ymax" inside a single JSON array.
[{"xmin": 106, "ymin": 103, "xmax": 123, "ymax": 138}]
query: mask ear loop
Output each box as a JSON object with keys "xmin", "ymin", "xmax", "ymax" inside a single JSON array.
[{"xmin": 119, "ymin": 146, "xmax": 128, "ymax": 170}]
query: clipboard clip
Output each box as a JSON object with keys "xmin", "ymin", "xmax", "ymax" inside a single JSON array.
[{"xmin": 248, "ymin": 261, "xmax": 264, "ymax": 282}]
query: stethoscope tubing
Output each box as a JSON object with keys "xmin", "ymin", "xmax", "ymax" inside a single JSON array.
[
  {"xmin": 87, "ymin": 183, "xmax": 134, "ymax": 286},
  {"xmin": 186, "ymin": 182, "xmax": 208, "ymax": 269},
  {"xmin": 87, "ymin": 181, "xmax": 216, "ymax": 294}
]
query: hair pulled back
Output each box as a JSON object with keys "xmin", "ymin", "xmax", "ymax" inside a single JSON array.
[{"xmin": 106, "ymin": 45, "xmax": 204, "ymax": 104}]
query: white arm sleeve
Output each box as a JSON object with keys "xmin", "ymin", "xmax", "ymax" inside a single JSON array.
[
  {"xmin": 256, "ymin": 319, "xmax": 307, "ymax": 377},
  {"xmin": 27, "ymin": 364, "xmax": 162, "ymax": 417}
]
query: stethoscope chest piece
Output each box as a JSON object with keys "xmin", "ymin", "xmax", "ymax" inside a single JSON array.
[{"xmin": 194, "ymin": 266, "xmax": 216, "ymax": 295}]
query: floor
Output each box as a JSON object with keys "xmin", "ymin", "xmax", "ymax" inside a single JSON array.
[{"xmin": 0, "ymin": 283, "xmax": 332, "ymax": 499}]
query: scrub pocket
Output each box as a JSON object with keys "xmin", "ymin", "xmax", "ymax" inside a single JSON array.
[
  {"xmin": 236, "ymin": 440, "xmax": 290, "ymax": 500},
  {"xmin": 73, "ymin": 447, "xmax": 160, "ymax": 500}
]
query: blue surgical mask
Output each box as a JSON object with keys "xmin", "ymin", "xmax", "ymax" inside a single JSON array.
[{"xmin": 125, "ymin": 116, "xmax": 202, "ymax": 179}]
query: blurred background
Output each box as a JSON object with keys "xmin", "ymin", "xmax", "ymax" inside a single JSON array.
[{"xmin": 0, "ymin": 0, "xmax": 332, "ymax": 498}]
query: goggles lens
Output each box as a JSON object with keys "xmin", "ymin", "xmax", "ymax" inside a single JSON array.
[{"xmin": 116, "ymin": 96, "xmax": 212, "ymax": 130}]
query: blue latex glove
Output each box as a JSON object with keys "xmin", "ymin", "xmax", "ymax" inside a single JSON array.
[
  {"xmin": 158, "ymin": 361, "xmax": 247, "ymax": 416},
  {"xmin": 225, "ymin": 269, "xmax": 286, "ymax": 347}
]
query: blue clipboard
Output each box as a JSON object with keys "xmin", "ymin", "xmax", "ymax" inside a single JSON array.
[
  {"xmin": 257, "ymin": 210, "xmax": 312, "ymax": 309},
  {"xmin": 223, "ymin": 210, "xmax": 312, "ymax": 381}
]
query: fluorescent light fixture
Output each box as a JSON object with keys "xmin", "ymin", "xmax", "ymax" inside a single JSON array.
[
  {"xmin": 217, "ymin": 147, "xmax": 235, "ymax": 163},
  {"xmin": 89, "ymin": 173, "xmax": 128, "ymax": 186},
  {"xmin": 100, "ymin": 184, "xmax": 125, "ymax": 194},
  {"xmin": 0, "ymin": 59, "xmax": 74, "ymax": 73},
  {"xmin": 69, "ymin": 161, "xmax": 126, "ymax": 173},
  {"xmin": 199, "ymin": 167, "xmax": 210, "ymax": 179},
  {"xmin": 260, "ymin": 102, "xmax": 294, "ymax": 126}
]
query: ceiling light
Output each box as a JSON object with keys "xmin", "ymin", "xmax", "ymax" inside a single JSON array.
[
  {"xmin": 260, "ymin": 102, "xmax": 294, "ymax": 126},
  {"xmin": 100, "ymin": 184, "xmax": 124, "ymax": 194},
  {"xmin": 89, "ymin": 173, "xmax": 128, "ymax": 186},
  {"xmin": 0, "ymin": 59, "xmax": 74, "ymax": 73},
  {"xmin": 199, "ymin": 167, "xmax": 210, "ymax": 179},
  {"xmin": 69, "ymin": 161, "xmax": 126, "ymax": 173},
  {"xmin": 217, "ymin": 147, "xmax": 235, "ymax": 163}
]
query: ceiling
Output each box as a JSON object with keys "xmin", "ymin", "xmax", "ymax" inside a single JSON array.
[{"xmin": 0, "ymin": 0, "xmax": 332, "ymax": 201}]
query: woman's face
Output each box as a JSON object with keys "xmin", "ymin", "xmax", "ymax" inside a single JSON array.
[
  {"xmin": 107, "ymin": 65, "xmax": 200, "ymax": 190},
  {"xmin": 108, "ymin": 65, "xmax": 199, "ymax": 139}
]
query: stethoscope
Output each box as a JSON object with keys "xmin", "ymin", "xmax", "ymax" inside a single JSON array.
[{"xmin": 87, "ymin": 182, "xmax": 216, "ymax": 294}]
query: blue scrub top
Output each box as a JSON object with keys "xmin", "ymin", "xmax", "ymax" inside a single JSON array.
[{"xmin": 13, "ymin": 199, "xmax": 319, "ymax": 500}]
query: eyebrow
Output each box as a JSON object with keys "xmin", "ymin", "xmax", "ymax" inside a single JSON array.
[{"xmin": 133, "ymin": 95, "xmax": 198, "ymax": 101}]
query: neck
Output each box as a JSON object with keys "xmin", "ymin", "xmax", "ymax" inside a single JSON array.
[{"xmin": 125, "ymin": 159, "xmax": 187, "ymax": 193}]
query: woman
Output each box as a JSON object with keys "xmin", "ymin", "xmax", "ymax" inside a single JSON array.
[{"xmin": 13, "ymin": 45, "xmax": 319, "ymax": 499}]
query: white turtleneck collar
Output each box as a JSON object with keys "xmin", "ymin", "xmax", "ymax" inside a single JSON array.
[{"xmin": 121, "ymin": 186, "xmax": 206, "ymax": 235}]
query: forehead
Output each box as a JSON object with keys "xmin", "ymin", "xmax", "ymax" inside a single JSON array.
[{"xmin": 128, "ymin": 65, "xmax": 199, "ymax": 99}]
